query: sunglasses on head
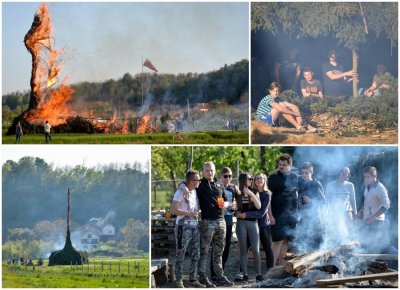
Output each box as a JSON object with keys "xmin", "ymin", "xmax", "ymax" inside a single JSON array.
[{"xmin": 223, "ymin": 175, "xmax": 232, "ymax": 178}]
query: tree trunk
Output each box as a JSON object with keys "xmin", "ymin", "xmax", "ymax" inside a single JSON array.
[
  {"xmin": 170, "ymin": 170, "xmax": 177, "ymax": 193},
  {"xmin": 352, "ymin": 49, "xmax": 359, "ymax": 98},
  {"xmin": 260, "ymin": 146, "xmax": 266, "ymax": 172},
  {"xmin": 186, "ymin": 146, "xmax": 193, "ymax": 172}
]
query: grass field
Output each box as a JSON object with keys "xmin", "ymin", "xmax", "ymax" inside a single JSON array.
[
  {"xmin": 2, "ymin": 257, "xmax": 149, "ymax": 288},
  {"xmin": 2, "ymin": 131, "xmax": 248, "ymax": 144}
]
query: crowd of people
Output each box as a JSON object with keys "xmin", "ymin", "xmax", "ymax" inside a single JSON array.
[
  {"xmin": 170, "ymin": 154, "xmax": 392, "ymax": 288},
  {"xmin": 255, "ymin": 48, "xmax": 394, "ymax": 131}
]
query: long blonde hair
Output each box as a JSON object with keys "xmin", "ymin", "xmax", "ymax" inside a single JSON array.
[{"xmin": 254, "ymin": 172, "xmax": 269, "ymax": 192}]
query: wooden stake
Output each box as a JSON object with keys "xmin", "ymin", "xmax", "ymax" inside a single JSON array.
[{"xmin": 316, "ymin": 272, "xmax": 398, "ymax": 287}]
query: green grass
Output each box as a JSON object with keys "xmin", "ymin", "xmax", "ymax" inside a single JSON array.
[
  {"xmin": 3, "ymin": 131, "xmax": 248, "ymax": 144},
  {"xmin": 2, "ymin": 257, "xmax": 149, "ymax": 288}
]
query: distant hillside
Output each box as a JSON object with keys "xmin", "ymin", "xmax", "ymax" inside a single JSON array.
[
  {"xmin": 2, "ymin": 59, "xmax": 249, "ymax": 113},
  {"xmin": 2, "ymin": 157, "xmax": 149, "ymax": 239}
]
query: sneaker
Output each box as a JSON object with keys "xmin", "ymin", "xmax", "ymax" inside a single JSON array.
[
  {"xmin": 175, "ymin": 279, "xmax": 184, "ymax": 288},
  {"xmin": 256, "ymin": 274, "xmax": 264, "ymax": 282},
  {"xmin": 198, "ymin": 276, "xmax": 216, "ymax": 288},
  {"xmin": 234, "ymin": 272, "xmax": 243, "ymax": 282},
  {"xmin": 189, "ymin": 280, "xmax": 206, "ymax": 288},
  {"xmin": 216, "ymin": 276, "xmax": 234, "ymax": 286}
]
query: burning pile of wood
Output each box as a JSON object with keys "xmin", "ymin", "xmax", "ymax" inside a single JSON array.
[{"xmin": 259, "ymin": 242, "xmax": 398, "ymax": 288}]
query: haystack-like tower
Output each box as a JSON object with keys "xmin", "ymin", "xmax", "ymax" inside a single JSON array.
[{"xmin": 48, "ymin": 188, "xmax": 87, "ymax": 266}]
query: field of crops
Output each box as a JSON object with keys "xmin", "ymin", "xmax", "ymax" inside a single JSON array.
[
  {"xmin": 2, "ymin": 131, "xmax": 248, "ymax": 144},
  {"xmin": 2, "ymin": 257, "xmax": 149, "ymax": 288}
]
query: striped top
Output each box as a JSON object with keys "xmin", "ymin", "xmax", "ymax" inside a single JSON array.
[{"xmin": 255, "ymin": 95, "xmax": 282, "ymax": 120}]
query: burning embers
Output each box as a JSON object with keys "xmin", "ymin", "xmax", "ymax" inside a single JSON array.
[{"xmin": 23, "ymin": 3, "xmax": 75, "ymax": 126}]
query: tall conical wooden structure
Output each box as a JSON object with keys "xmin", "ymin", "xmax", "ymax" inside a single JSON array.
[{"xmin": 48, "ymin": 188, "xmax": 87, "ymax": 266}]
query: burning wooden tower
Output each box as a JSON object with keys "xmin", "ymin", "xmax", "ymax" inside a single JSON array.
[
  {"xmin": 7, "ymin": 3, "xmax": 74, "ymax": 136},
  {"xmin": 48, "ymin": 188, "xmax": 87, "ymax": 266}
]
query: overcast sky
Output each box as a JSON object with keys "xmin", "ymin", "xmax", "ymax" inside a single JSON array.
[
  {"xmin": 3, "ymin": 2, "xmax": 249, "ymax": 94},
  {"xmin": 2, "ymin": 145, "xmax": 149, "ymax": 168}
]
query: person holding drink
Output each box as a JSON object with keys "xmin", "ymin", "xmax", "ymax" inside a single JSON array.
[
  {"xmin": 234, "ymin": 172, "xmax": 263, "ymax": 283},
  {"xmin": 171, "ymin": 170, "xmax": 205, "ymax": 288},
  {"xmin": 178, "ymin": 161, "xmax": 234, "ymax": 287},
  {"xmin": 210, "ymin": 167, "xmax": 239, "ymax": 281}
]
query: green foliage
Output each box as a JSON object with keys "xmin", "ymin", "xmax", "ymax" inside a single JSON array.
[
  {"xmin": 279, "ymin": 82, "xmax": 398, "ymax": 129},
  {"xmin": 151, "ymin": 146, "xmax": 284, "ymax": 208},
  {"xmin": 2, "ymin": 258, "xmax": 149, "ymax": 288},
  {"xmin": 2, "ymin": 131, "xmax": 248, "ymax": 144},
  {"xmin": 3, "ymin": 60, "xmax": 249, "ymax": 117},
  {"xmin": 2, "ymin": 158, "xmax": 149, "ymax": 239},
  {"xmin": 252, "ymin": 3, "xmax": 397, "ymax": 50},
  {"xmin": 120, "ymin": 219, "xmax": 149, "ymax": 249}
]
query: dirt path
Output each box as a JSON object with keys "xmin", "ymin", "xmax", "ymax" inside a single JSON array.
[
  {"xmin": 251, "ymin": 120, "xmax": 398, "ymax": 144},
  {"xmin": 156, "ymin": 238, "xmax": 270, "ymax": 288}
]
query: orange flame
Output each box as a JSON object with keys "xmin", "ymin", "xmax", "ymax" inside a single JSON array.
[
  {"xmin": 24, "ymin": 3, "xmax": 74, "ymax": 126},
  {"xmin": 121, "ymin": 112, "xmax": 130, "ymax": 134},
  {"xmin": 136, "ymin": 112, "xmax": 151, "ymax": 134}
]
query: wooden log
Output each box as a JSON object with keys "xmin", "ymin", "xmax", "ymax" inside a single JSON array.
[
  {"xmin": 265, "ymin": 266, "xmax": 291, "ymax": 279},
  {"xmin": 316, "ymin": 272, "xmax": 398, "ymax": 287},
  {"xmin": 353, "ymin": 254, "xmax": 398, "ymax": 261},
  {"xmin": 284, "ymin": 249, "xmax": 332, "ymax": 276}
]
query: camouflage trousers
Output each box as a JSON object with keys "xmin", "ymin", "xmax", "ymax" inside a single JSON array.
[
  {"xmin": 198, "ymin": 219, "xmax": 226, "ymax": 278},
  {"xmin": 174, "ymin": 225, "xmax": 200, "ymax": 280}
]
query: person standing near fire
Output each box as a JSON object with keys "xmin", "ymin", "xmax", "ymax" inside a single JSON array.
[
  {"xmin": 268, "ymin": 153, "xmax": 299, "ymax": 266},
  {"xmin": 171, "ymin": 170, "xmax": 205, "ymax": 288},
  {"xmin": 357, "ymin": 166, "xmax": 391, "ymax": 253},
  {"xmin": 325, "ymin": 167, "xmax": 357, "ymax": 243},
  {"xmin": 297, "ymin": 162, "xmax": 325, "ymax": 252},
  {"xmin": 44, "ymin": 120, "xmax": 52, "ymax": 144},
  {"xmin": 15, "ymin": 121, "xmax": 23, "ymax": 144},
  {"xmin": 179, "ymin": 161, "xmax": 234, "ymax": 287}
]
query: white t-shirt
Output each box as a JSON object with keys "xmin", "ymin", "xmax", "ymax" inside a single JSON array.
[
  {"xmin": 173, "ymin": 188, "xmax": 199, "ymax": 227},
  {"xmin": 44, "ymin": 123, "xmax": 51, "ymax": 133},
  {"xmin": 325, "ymin": 180, "xmax": 357, "ymax": 214},
  {"xmin": 363, "ymin": 181, "xmax": 390, "ymax": 221}
]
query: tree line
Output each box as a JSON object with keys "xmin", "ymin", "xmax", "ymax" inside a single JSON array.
[
  {"xmin": 2, "ymin": 59, "xmax": 249, "ymax": 124},
  {"xmin": 2, "ymin": 157, "xmax": 149, "ymax": 242}
]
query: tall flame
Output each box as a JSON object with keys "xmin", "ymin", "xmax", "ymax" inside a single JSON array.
[
  {"xmin": 136, "ymin": 112, "xmax": 151, "ymax": 134},
  {"xmin": 24, "ymin": 3, "xmax": 74, "ymax": 126}
]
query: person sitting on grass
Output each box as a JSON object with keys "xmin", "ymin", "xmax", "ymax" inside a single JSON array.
[
  {"xmin": 255, "ymin": 82, "xmax": 316, "ymax": 132},
  {"xmin": 301, "ymin": 67, "xmax": 323, "ymax": 98}
]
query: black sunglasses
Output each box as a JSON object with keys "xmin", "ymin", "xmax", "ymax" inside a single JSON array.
[
  {"xmin": 223, "ymin": 175, "xmax": 232, "ymax": 178},
  {"xmin": 248, "ymin": 177, "xmax": 253, "ymax": 181}
]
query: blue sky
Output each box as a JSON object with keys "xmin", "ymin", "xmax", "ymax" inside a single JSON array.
[
  {"xmin": 2, "ymin": 145, "xmax": 150, "ymax": 168},
  {"xmin": 3, "ymin": 2, "xmax": 249, "ymax": 94}
]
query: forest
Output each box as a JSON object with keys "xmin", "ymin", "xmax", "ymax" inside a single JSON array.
[
  {"xmin": 2, "ymin": 59, "xmax": 249, "ymax": 124},
  {"xmin": 2, "ymin": 157, "xmax": 149, "ymax": 257},
  {"xmin": 151, "ymin": 146, "xmax": 398, "ymax": 246}
]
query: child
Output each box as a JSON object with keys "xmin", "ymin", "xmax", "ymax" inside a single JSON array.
[
  {"xmin": 301, "ymin": 67, "xmax": 323, "ymax": 98},
  {"xmin": 255, "ymin": 82, "xmax": 316, "ymax": 132}
]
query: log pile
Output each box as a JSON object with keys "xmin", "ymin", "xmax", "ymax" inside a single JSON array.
[{"xmin": 258, "ymin": 242, "xmax": 398, "ymax": 288}]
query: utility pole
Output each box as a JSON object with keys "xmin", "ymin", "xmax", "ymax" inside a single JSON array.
[{"xmin": 141, "ymin": 57, "xmax": 144, "ymax": 106}]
